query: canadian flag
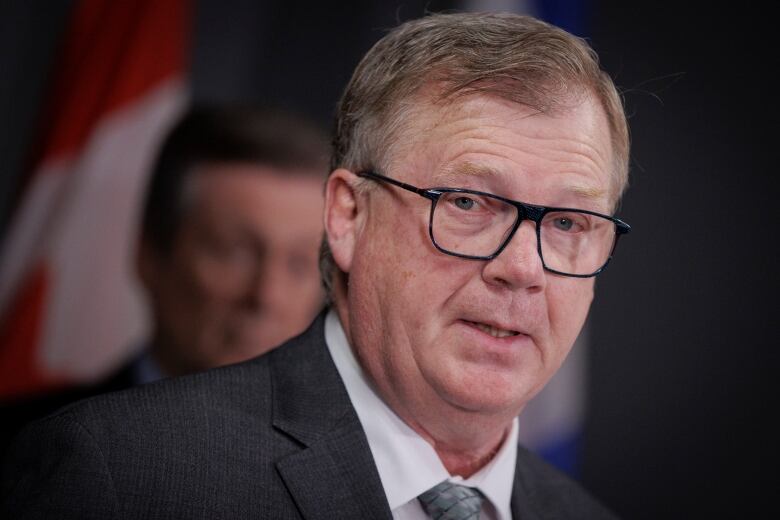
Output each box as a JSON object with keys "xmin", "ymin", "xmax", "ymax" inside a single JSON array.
[{"xmin": 0, "ymin": 0, "xmax": 190, "ymax": 399}]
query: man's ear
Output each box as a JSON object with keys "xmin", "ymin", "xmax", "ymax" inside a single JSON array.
[{"xmin": 324, "ymin": 169, "xmax": 362, "ymax": 273}]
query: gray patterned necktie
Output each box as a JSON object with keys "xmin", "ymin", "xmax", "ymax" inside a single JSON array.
[{"xmin": 418, "ymin": 480, "xmax": 485, "ymax": 520}]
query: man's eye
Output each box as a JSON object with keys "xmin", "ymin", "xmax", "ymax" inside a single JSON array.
[
  {"xmin": 553, "ymin": 217, "xmax": 574, "ymax": 231},
  {"xmin": 453, "ymin": 197, "xmax": 476, "ymax": 210}
]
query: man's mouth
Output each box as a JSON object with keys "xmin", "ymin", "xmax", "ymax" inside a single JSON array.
[{"xmin": 465, "ymin": 320, "xmax": 520, "ymax": 338}]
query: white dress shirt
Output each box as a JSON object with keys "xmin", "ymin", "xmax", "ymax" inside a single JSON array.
[{"xmin": 325, "ymin": 309, "xmax": 518, "ymax": 520}]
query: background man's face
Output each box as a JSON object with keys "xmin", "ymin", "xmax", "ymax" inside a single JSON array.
[
  {"xmin": 142, "ymin": 163, "xmax": 324, "ymax": 374},
  {"xmin": 340, "ymin": 93, "xmax": 614, "ymax": 438}
]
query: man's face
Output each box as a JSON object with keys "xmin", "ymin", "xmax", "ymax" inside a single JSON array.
[
  {"xmin": 329, "ymin": 93, "xmax": 614, "ymax": 440},
  {"xmin": 140, "ymin": 164, "xmax": 324, "ymax": 374}
]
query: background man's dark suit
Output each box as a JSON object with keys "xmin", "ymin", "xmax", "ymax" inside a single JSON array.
[{"xmin": 1, "ymin": 312, "xmax": 613, "ymax": 518}]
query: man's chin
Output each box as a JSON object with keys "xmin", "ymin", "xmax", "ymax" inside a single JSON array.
[
  {"xmin": 449, "ymin": 392, "xmax": 524, "ymax": 418},
  {"xmin": 436, "ymin": 368, "xmax": 530, "ymax": 417}
]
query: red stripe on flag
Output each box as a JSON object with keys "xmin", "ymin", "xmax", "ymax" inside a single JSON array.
[
  {"xmin": 25, "ymin": 0, "xmax": 189, "ymax": 173},
  {"xmin": 0, "ymin": 265, "xmax": 69, "ymax": 398}
]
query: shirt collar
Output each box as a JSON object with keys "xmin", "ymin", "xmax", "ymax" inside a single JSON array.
[
  {"xmin": 324, "ymin": 309, "xmax": 517, "ymax": 520},
  {"xmin": 131, "ymin": 348, "xmax": 166, "ymax": 385}
]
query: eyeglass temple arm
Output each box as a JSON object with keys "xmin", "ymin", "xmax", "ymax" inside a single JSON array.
[
  {"xmin": 358, "ymin": 171, "xmax": 437, "ymax": 200},
  {"xmin": 615, "ymin": 219, "xmax": 631, "ymax": 235}
]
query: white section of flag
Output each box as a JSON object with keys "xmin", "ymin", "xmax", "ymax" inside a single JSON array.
[
  {"xmin": 0, "ymin": 166, "xmax": 67, "ymax": 314},
  {"xmin": 0, "ymin": 80, "xmax": 187, "ymax": 383},
  {"xmin": 39, "ymin": 80, "xmax": 187, "ymax": 379}
]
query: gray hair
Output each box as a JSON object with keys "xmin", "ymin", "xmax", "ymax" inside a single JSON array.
[{"xmin": 321, "ymin": 11, "xmax": 630, "ymax": 301}]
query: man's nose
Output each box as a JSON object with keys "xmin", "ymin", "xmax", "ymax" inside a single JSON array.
[{"xmin": 480, "ymin": 220, "xmax": 546, "ymax": 291}]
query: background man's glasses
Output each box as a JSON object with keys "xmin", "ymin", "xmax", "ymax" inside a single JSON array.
[{"xmin": 358, "ymin": 171, "xmax": 631, "ymax": 278}]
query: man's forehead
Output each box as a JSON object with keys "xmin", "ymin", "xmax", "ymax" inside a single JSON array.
[
  {"xmin": 390, "ymin": 92, "xmax": 616, "ymax": 207},
  {"xmin": 392, "ymin": 91, "xmax": 579, "ymax": 160},
  {"xmin": 432, "ymin": 161, "xmax": 610, "ymax": 204},
  {"xmin": 182, "ymin": 162, "xmax": 323, "ymax": 216}
]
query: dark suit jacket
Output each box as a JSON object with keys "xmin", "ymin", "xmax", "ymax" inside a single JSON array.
[
  {"xmin": 0, "ymin": 355, "xmax": 141, "ymax": 470},
  {"xmin": 1, "ymin": 311, "xmax": 619, "ymax": 519}
]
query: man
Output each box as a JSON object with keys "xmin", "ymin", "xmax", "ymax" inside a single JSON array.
[
  {"xmin": 0, "ymin": 104, "xmax": 328, "ymax": 459},
  {"xmin": 134, "ymin": 104, "xmax": 328, "ymax": 378},
  {"xmin": 1, "ymin": 12, "xmax": 631, "ymax": 519}
]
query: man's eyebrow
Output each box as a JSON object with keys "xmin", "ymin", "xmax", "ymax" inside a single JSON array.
[
  {"xmin": 563, "ymin": 184, "xmax": 609, "ymax": 202},
  {"xmin": 432, "ymin": 162, "xmax": 501, "ymax": 184}
]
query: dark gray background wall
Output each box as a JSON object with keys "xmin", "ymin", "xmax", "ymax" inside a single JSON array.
[
  {"xmin": 1, "ymin": 1, "xmax": 775, "ymax": 518},
  {"xmin": 584, "ymin": 4, "xmax": 775, "ymax": 517}
]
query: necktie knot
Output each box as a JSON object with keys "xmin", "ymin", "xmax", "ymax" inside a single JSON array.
[{"xmin": 418, "ymin": 480, "xmax": 484, "ymax": 520}]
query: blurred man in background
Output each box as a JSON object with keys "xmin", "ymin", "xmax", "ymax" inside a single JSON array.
[
  {"xmin": 134, "ymin": 104, "xmax": 328, "ymax": 380},
  {"xmin": 1, "ymin": 103, "xmax": 329, "ymax": 458}
]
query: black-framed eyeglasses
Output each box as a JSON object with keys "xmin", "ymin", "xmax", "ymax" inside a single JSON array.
[{"xmin": 358, "ymin": 171, "xmax": 631, "ymax": 278}]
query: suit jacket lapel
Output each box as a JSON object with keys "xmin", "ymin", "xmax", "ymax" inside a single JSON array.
[
  {"xmin": 510, "ymin": 447, "xmax": 544, "ymax": 520},
  {"xmin": 270, "ymin": 311, "xmax": 392, "ymax": 520}
]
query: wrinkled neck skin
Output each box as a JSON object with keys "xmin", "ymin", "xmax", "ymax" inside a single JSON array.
[{"xmin": 420, "ymin": 419, "xmax": 511, "ymax": 478}]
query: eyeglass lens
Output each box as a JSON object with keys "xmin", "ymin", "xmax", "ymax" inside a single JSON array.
[{"xmin": 430, "ymin": 191, "xmax": 616, "ymax": 276}]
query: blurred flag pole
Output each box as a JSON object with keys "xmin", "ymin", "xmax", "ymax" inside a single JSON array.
[{"xmin": 0, "ymin": 0, "xmax": 190, "ymax": 400}]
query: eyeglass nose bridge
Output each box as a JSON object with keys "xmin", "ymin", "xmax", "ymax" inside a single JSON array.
[
  {"xmin": 515, "ymin": 200, "xmax": 546, "ymax": 224},
  {"xmin": 489, "ymin": 199, "xmax": 547, "ymax": 260}
]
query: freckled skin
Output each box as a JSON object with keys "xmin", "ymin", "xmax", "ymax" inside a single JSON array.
[{"xmin": 326, "ymin": 93, "xmax": 613, "ymax": 473}]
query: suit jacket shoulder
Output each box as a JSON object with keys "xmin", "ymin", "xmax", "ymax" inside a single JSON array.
[
  {"xmin": 511, "ymin": 444, "xmax": 620, "ymax": 519},
  {"xmin": 0, "ymin": 355, "xmax": 137, "ymax": 469},
  {"xmin": 1, "ymin": 313, "xmax": 390, "ymax": 520}
]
